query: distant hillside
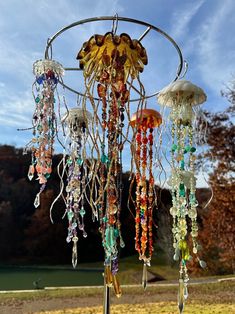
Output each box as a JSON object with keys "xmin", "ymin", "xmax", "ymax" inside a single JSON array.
[{"xmin": 0, "ymin": 144, "xmax": 211, "ymax": 265}]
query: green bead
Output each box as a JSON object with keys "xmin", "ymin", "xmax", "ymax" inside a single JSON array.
[
  {"xmin": 77, "ymin": 157, "xmax": 83, "ymax": 166},
  {"xmin": 190, "ymin": 146, "xmax": 196, "ymax": 153},
  {"xmin": 101, "ymin": 154, "xmax": 109, "ymax": 163},
  {"xmin": 80, "ymin": 208, "xmax": 86, "ymax": 217},
  {"xmin": 171, "ymin": 144, "xmax": 177, "ymax": 152},
  {"xmin": 179, "ymin": 240, "xmax": 190, "ymax": 261},
  {"xmin": 35, "ymin": 96, "xmax": 40, "ymax": 103},
  {"xmin": 180, "ymin": 160, "xmax": 185, "ymax": 170},
  {"xmin": 67, "ymin": 158, "xmax": 72, "ymax": 165},
  {"xmin": 105, "ymin": 226, "xmax": 115, "ymax": 248},
  {"xmin": 45, "ymin": 173, "xmax": 50, "ymax": 179},
  {"xmin": 189, "ymin": 193, "xmax": 195, "ymax": 201},
  {"xmin": 184, "ymin": 145, "xmax": 191, "ymax": 153},
  {"xmin": 114, "ymin": 228, "xmax": 119, "ymax": 237},
  {"xmin": 179, "ymin": 183, "xmax": 185, "ymax": 190},
  {"xmin": 67, "ymin": 211, "xmax": 74, "ymax": 221}
]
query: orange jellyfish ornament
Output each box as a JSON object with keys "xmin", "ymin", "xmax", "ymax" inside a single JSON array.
[{"xmin": 130, "ymin": 109, "xmax": 162, "ymax": 289}]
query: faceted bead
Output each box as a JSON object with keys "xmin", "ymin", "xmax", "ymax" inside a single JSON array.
[
  {"xmin": 34, "ymin": 193, "xmax": 40, "ymax": 208},
  {"xmin": 185, "ymin": 145, "xmax": 191, "ymax": 152},
  {"xmin": 35, "ymin": 96, "xmax": 40, "ymax": 103},
  {"xmin": 190, "ymin": 147, "xmax": 196, "ymax": 153},
  {"xmin": 28, "ymin": 165, "xmax": 35, "ymax": 181},
  {"xmin": 101, "ymin": 154, "xmax": 109, "ymax": 163},
  {"xmin": 77, "ymin": 157, "xmax": 83, "ymax": 166},
  {"xmin": 36, "ymin": 76, "xmax": 43, "ymax": 84},
  {"xmin": 180, "ymin": 160, "xmax": 185, "ymax": 170},
  {"xmin": 67, "ymin": 158, "xmax": 73, "ymax": 165},
  {"xmin": 199, "ymin": 260, "xmax": 207, "ymax": 268},
  {"xmin": 171, "ymin": 144, "xmax": 177, "ymax": 152}
]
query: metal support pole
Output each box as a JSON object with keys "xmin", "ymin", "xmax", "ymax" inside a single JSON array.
[{"xmin": 103, "ymin": 271, "xmax": 110, "ymax": 314}]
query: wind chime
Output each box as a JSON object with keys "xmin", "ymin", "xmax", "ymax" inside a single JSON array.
[
  {"xmin": 60, "ymin": 108, "xmax": 92, "ymax": 268},
  {"xmin": 157, "ymin": 80, "xmax": 207, "ymax": 313},
  {"xmin": 27, "ymin": 60, "xmax": 64, "ymax": 208},
  {"xmin": 130, "ymin": 109, "xmax": 162, "ymax": 289},
  {"xmin": 24, "ymin": 16, "xmax": 207, "ymax": 314}
]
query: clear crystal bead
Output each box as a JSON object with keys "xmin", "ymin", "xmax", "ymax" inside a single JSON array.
[{"xmin": 34, "ymin": 193, "xmax": 40, "ymax": 208}]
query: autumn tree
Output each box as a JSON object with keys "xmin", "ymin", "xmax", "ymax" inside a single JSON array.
[{"xmin": 195, "ymin": 81, "xmax": 235, "ymax": 274}]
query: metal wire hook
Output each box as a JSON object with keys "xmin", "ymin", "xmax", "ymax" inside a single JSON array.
[
  {"xmin": 179, "ymin": 60, "xmax": 188, "ymax": 79},
  {"xmin": 46, "ymin": 38, "xmax": 53, "ymax": 59},
  {"xmin": 111, "ymin": 13, "xmax": 119, "ymax": 35}
]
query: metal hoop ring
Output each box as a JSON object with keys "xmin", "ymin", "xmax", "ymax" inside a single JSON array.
[{"xmin": 44, "ymin": 16, "xmax": 184, "ymax": 102}]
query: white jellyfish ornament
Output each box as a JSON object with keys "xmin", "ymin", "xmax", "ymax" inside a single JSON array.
[{"xmin": 157, "ymin": 80, "xmax": 207, "ymax": 313}]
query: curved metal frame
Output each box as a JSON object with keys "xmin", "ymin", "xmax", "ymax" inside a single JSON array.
[{"xmin": 44, "ymin": 16, "xmax": 185, "ymax": 102}]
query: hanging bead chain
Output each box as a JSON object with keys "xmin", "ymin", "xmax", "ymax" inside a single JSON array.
[
  {"xmin": 147, "ymin": 125, "xmax": 154, "ymax": 260},
  {"xmin": 134, "ymin": 118, "xmax": 156, "ymax": 265},
  {"xmin": 65, "ymin": 123, "xmax": 88, "ymax": 268},
  {"xmin": 29, "ymin": 71, "xmax": 58, "ymax": 208},
  {"xmin": 140, "ymin": 126, "xmax": 148, "ymax": 260},
  {"xmin": 135, "ymin": 128, "xmax": 142, "ymax": 255},
  {"xmin": 169, "ymin": 101, "xmax": 207, "ymax": 312}
]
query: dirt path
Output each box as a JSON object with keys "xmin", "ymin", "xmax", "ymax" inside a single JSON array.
[{"xmin": 1, "ymin": 279, "xmax": 234, "ymax": 314}]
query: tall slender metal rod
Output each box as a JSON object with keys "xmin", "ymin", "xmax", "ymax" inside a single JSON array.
[{"xmin": 103, "ymin": 271, "xmax": 111, "ymax": 314}]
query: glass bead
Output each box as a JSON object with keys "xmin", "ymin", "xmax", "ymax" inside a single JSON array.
[
  {"xmin": 199, "ymin": 260, "xmax": 207, "ymax": 268},
  {"xmin": 171, "ymin": 144, "xmax": 177, "ymax": 151},
  {"xmin": 101, "ymin": 154, "xmax": 109, "ymax": 163},
  {"xmin": 80, "ymin": 207, "xmax": 86, "ymax": 217},
  {"xmin": 36, "ymin": 77, "xmax": 43, "ymax": 84},
  {"xmin": 114, "ymin": 228, "xmax": 119, "ymax": 237},
  {"xmin": 67, "ymin": 158, "xmax": 72, "ymax": 165},
  {"xmin": 190, "ymin": 147, "xmax": 196, "ymax": 153},
  {"xmin": 170, "ymin": 207, "xmax": 178, "ymax": 217},
  {"xmin": 34, "ymin": 193, "xmax": 40, "ymax": 208},
  {"xmin": 188, "ymin": 209, "xmax": 197, "ymax": 219},
  {"xmin": 35, "ymin": 96, "xmax": 40, "ymax": 103},
  {"xmin": 77, "ymin": 157, "xmax": 83, "ymax": 166},
  {"xmin": 191, "ymin": 230, "xmax": 198, "ymax": 237},
  {"xmin": 67, "ymin": 211, "xmax": 74, "ymax": 221}
]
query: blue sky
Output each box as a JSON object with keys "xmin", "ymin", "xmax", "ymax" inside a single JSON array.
[{"xmin": 0, "ymin": 0, "xmax": 234, "ymax": 186}]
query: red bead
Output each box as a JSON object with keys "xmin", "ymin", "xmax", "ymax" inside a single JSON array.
[
  {"xmin": 136, "ymin": 133, "xmax": 142, "ymax": 143},
  {"xmin": 142, "ymin": 137, "xmax": 148, "ymax": 144}
]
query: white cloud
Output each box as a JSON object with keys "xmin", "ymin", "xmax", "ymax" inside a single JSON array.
[
  {"xmin": 171, "ymin": 0, "xmax": 205, "ymax": 40},
  {"xmin": 195, "ymin": 0, "xmax": 235, "ymax": 93}
]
